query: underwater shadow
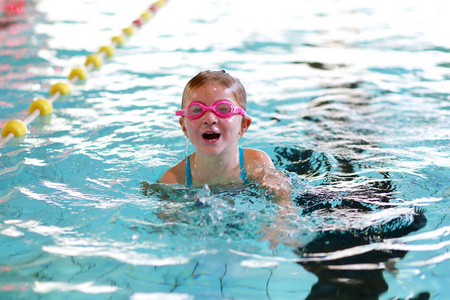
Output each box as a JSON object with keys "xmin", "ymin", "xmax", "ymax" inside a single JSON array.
[
  {"xmin": 274, "ymin": 126, "xmax": 430, "ymax": 300},
  {"xmin": 274, "ymin": 145, "xmax": 429, "ymax": 300},
  {"xmin": 271, "ymin": 77, "xmax": 433, "ymax": 299}
]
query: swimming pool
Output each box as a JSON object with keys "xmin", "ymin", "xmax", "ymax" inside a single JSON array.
[{"xmin": 1, "ymin": 0, "xmax": 449, "ymax": 298}]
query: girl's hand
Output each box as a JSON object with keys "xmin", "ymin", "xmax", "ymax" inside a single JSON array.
[{"xmin": 259, "ymin": 222, "xmax": 303, "ymax": 249}]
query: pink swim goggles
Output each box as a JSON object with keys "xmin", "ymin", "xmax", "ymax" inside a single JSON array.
[{"xmin": 176, "ymin": 100, "xmax": 247, "ymax": 120}]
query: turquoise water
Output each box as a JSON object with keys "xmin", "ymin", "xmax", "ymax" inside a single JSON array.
[{"xmin": 1, "ymin": 0, "xmax": 449, "ymax": 299}]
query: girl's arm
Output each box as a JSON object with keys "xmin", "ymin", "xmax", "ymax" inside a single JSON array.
[
  {"xmin": 244, "ymin": 148, "xmax": 293, "ymax": 206},
  {"xmin": 245, "ymin": 149, "xmax": 300, "ymax": 249}
]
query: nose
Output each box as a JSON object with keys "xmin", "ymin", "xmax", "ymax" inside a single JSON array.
[{"xmin": 201, "ymin": 110, "xmax": 218, "ymax": 125}]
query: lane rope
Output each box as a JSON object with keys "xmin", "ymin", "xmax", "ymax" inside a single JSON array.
[{"xmin": 0, "ymin": 0, "xmax": 168, "ymax": 148}]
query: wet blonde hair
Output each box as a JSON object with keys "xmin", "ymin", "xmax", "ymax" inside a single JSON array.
[{"xmin": 181, "ymin": 70, "xmax": 247, "ymax": 110}]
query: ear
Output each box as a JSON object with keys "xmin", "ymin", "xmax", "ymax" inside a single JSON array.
[
  {"xmin": 179, "ymin": 118, "xmax": 188, "ymax": 138},
  {"xmin": 240, "ymin": 116, "xmax": 251, "ymax": 135}
]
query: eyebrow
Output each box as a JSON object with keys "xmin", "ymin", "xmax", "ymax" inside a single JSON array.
[{"xmin": 188, "ymin": 99, "xmax": 233, "ymax": 105}]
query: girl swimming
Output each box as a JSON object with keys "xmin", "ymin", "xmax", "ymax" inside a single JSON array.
[{"xmin": 158, "ymin": 70, "xmax": 292, "ymax": 205}]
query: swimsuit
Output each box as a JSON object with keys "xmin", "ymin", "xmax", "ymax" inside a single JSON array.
[{"xmin": 185, "ymin": 147, "xmax": 249, "ymax": 187}]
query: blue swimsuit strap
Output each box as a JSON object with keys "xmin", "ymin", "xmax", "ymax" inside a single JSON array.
[
  {"xmin": 239, "ymin": 147, "xmax": 249, "ymax": 185},
  {"xmin": 185, "ymin": 154, "xmax": 192, "ymax": 186},
  {"xmin": 185, "ymin": 147, "xmax": 248, "ymax": 187}
]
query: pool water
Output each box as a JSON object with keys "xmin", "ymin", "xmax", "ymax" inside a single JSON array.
[{"xmin": 1, "ymin": 0, "xmax": 449, "ymax": 299}]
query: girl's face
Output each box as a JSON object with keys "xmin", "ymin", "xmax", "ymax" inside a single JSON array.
[{"xmin": 180, "ymin": 83, "xmax": 250, "ymax": 157}]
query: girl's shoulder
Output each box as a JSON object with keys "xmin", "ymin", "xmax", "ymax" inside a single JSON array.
[
  {"xmin": 242, "ymin": 148, "xmax": 274, "ymax": 167},
  {"xmin": 158, "ymin": 159, "xmax": 187, "ymax": 185}
]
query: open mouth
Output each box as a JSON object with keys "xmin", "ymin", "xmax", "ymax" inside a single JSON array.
[{"xmin": 202, "ymin": 132, "xmax": 221, "ymax": 141}]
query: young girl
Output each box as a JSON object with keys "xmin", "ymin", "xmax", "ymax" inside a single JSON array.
[
  {"xmin": 154, "ymin": 70, "xmax": 298, "ymax": 249},
  {"xmin": 158, "ymin": 70, "xmax": 292, "ymax": 203}
]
